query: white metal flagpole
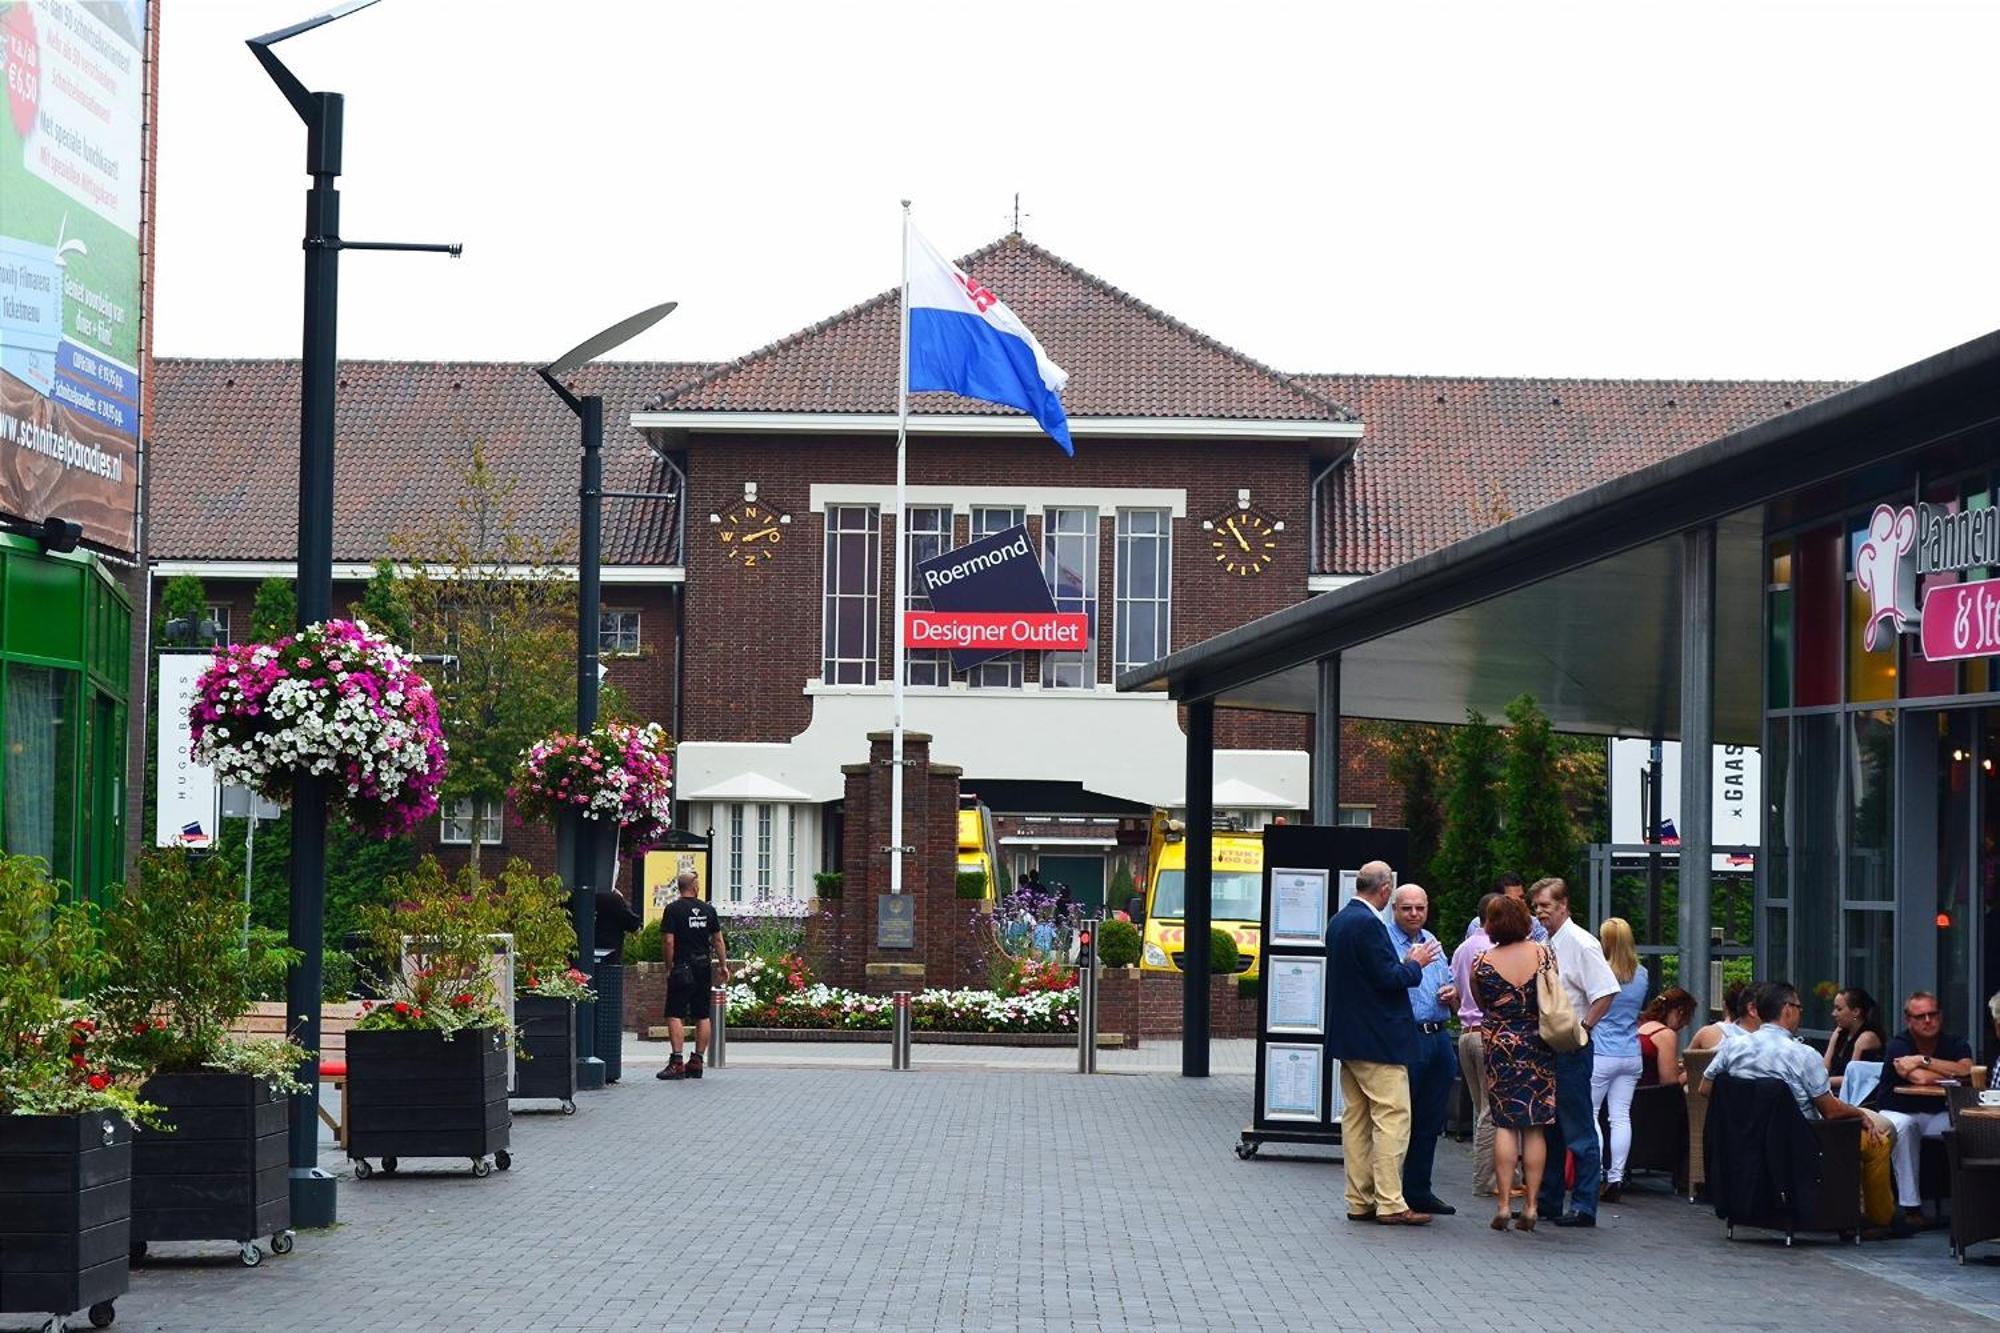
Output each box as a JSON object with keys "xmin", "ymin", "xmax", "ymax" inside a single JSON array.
[{"xmin": 891, "ymin": 200, "xmax": 911, "ymax": 896}]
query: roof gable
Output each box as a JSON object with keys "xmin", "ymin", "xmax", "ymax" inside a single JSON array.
[{"xmin": 653, "ymin": 235, "xmax": 1352, "ymax": 425}]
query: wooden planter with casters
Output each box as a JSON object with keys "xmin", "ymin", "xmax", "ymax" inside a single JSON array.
[
  {"xmin": 509, "ymin": 995, "xmax": 578, "ymax": 1114},
  {"xmin": 0, "ymin": 1111, "xmax": 130, "ymax": 1329},
  {"xmin": 345, "ymin": 1027, "xmax": 511, "ymax": 1179},
  {"xmin": 130, "ymin": 1072, "xmax": 292, "ymax": 1268}
]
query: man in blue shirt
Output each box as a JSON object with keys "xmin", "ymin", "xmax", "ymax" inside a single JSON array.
[
  {"xmin": 1463, "ymin": 873, "xmax": 1546, "ymax": 944},
  {"xmin": 1386, "ymin": 884, "xmax": 1459, "ymax": 1216}
]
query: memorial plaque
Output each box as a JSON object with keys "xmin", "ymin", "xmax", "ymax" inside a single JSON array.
[{"xmin": 877, "ymin": 894, "xmax": 915, "ymax": 948}]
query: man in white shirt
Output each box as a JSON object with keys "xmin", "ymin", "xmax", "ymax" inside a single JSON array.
[{"xmin": 1530, "ymin": 877, "xmax": 1620, "ymax": 1228}]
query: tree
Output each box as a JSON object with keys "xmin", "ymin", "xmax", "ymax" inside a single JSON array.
[
  {"xmin": 394, "ymin": 443, "xmax": 580, "ymax": 869},
  {"xmin": 350, "ymin": 558, "xmax": 414, "ymax": 646},
  {"xmin": 1350, "ymin": 720, "xmax": 1451, "ymax": 888},
  {"xmin": 1431, "ymin": 709, "xmax": 1504, "ymax": 931},
  {"xmin": 1498, "ymin": 693, "xmax": 1580, "ymax": 886},
  {"xmin": 249, "ymin": 577, "xmax": 296, "ymax": 643},
  {"xmin": 159, "ymin": 573, "xmax": 205, "ymax": 635},
  {"xmin": 210, "ymin": 809, "xmax": 416, "ymax": 950}
]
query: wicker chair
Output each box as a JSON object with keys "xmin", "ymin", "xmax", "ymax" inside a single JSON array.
[
  {"xmin": 1683, "ymin": 1047, "xmax": 1718, "ymax": 1200},
  {"xmin": 1945, "ymin": 1107, "xmax": 2000, "ymax": 1264}
]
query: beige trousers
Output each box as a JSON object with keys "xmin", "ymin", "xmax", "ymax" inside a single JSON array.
[
  {"xmin": 1458, "ymin": 1029, "xmax": 1496, "ymax": 1195},
  {"xmin": 1340, "ymin": 1058, "xmax": 1413, "ymax": 1214}
]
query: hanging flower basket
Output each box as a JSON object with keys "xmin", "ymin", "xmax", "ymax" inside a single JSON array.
[
  {"xmin": 188, "ymin": 618, "xmax": 448, "ymax": 838},
  {"xmin": 510, "ymin": 721, "xmax": 674, "ymax": 848}
]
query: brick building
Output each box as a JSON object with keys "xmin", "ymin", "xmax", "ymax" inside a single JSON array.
[{"xmin": 146, "ymin": 235, "xmax": 1842, "ymax": 900}]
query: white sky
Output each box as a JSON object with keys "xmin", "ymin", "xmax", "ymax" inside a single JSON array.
[{"xmin": 153, "ymin": 0, "xmax": 2000, "ymax": 381}]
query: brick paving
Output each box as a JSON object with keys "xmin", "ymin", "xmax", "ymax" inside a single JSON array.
[{"xmin": 78, "ymin": 1051, "xmax": 1999, "ymax": 1333}]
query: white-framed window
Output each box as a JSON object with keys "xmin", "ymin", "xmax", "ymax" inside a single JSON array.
[
  {"xmin": 904, "ymin": 505, "xmax": 953, "ymax": 686},
  {"xmin": 729, "ymin": 805, "xmax": 746, "ymax": 901},
  {"xmin": 440, "ymin": 797, "xmax": 504, "ymax": 845},
  {"xmin": 1114, "ymin": 508, "xmax": 1171, "ymax": 674},
  {"xmin": 822, "ymin": 505, "xmax": 881, "ymax": 685},
  {"xmin": 1041, "ymin": 506, "xmax": 1098, "ymax": 688},
  {"xmin": 968, "ymin": 506, "xmax": 1026, "ymax": 688},
  {"xmin": 687, "ymin": 802, "xmax": 821, "ymax": 900},
  {"xmin": 1337, "ymin": 806, "xmax": 1375, "ymax": 828},
  {"xmin": 205, "ymin": 604, "xmax": 232, "ymax": 646},
  {"xmin": 599, "ymin": 609, "xmax": 641, "ymax": 656},
  {"xmin": 757, "ymin": 804, "xmax": 774, "ymax": 894}
]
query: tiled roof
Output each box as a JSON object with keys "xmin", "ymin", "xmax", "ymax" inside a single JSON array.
[
  {"xmin": 148, "ymin": 359, "xmax": 709, "ymax": 564},
  {"xmin": 1298, "ymin": 375, "xmax": 1852, "ymax": 574},
  {"xmin": 651, "ymin": 235, "xmax": 1352, "ymax": 424}
]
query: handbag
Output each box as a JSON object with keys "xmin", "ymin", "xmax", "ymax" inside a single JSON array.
[{"xmin": 1536, "ymin": 946, "xmax": 1589, "ymax": 1053}]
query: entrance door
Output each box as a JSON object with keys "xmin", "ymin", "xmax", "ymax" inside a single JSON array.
[
  {"xmin": 1036, "ymin": 855, "xmax": 1105, "ymax": 911},
  {"xmin": 1924, "ymin": 707, "xmax": 2000, "ymax": 1047}
]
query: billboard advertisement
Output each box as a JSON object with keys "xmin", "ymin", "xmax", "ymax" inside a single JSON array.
[
  {"xmin": 155, "ymin": 652, "xmax": 218, "ymax": 847},
  {"xmin": 909, "ymin": 523, "xmax": 1072, "ymax": 672},
  {"xmin": 1607, "ymin": 738, "xmax": 1760, "ymax": 867},
  {"xmin": 0, "ymin": 0, "xmax": 148, "ymax": 553}
]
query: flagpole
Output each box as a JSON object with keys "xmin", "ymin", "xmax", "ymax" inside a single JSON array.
[{"xmin": 891, "ymin": 200, "xmax": 911, "ymax": 898}]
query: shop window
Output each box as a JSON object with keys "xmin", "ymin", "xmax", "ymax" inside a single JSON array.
[
  {"xmin": 903, "ymin": 506, "xmax": 952, "ymax": 686},
  {"xmin": 1846, "ymin": 519, "xmax": 1898, "ymax": 703},
  {"xmin": 1761, "ymin": 716, "xmax": 1791, "ymax": 981},
  {"xmin": 1766, "ymin": 541, "xmax": 1792, "ymax": 710},
  {"xmin": 1842, "ymin": 908, "xmax": 1896, "ymax": 1029},
  {"xmin": 1041, "ymin": 506, "xmax": 1098, "ymax": 688},
  {"xmin": 821, "ymin": 505, "xmax": 880, "ymax": 685},
  {"xmin": 3, "ymin": 666, "xmax": 78, "ymax": 883},
  {"xmin": 1933, "ymin": 711, "xmax": 1975, "ymax": 1035},
  {"xmin": 439, "ymin": 798, "xmax": 503, "ymax": 846},
  {"xmin": 1114, "ymin": 508, "xmax": 1172, "ymax": 675},
  {"xmin": 967, "ymin": 507, "xmax": 1025, "ymax": 688},
  {"xmin": 1846, "ymin": 709, "xmax": 1895, "ymax": 902},
  {"xmin": 1793, "ymin": 524, "xmax": 1843, "ymax": 707},
  {"xmin": 599, "ymin": 610, "xmax": 641, "ymax": 657},
  {"xmin": 1790, "ymin": 713, "xmax": 1840, "ymax": 1029}
]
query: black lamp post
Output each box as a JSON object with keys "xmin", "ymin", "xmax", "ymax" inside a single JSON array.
[
  {"xmin": 537, "ymin": 302, "xmax": 677, "ymax": 1090},
  {"xmin": 248, "ymin": 0, "xmax": 460, "ymax": 1228}
]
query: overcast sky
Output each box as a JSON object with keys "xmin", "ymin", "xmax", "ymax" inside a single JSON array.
[{"xmin": 153, "ymin": 0, "xmax": 2000, "ymax": 381}]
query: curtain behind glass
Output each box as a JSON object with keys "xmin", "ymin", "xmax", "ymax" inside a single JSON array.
[{"xmin": 4, "ymin": 667, "xmax": 77, "ymax": 880}]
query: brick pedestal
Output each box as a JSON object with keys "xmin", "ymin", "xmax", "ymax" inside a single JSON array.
[{"xmin": 1097, "ymin": 969, "xmax": 1260, "ymax": 1041}]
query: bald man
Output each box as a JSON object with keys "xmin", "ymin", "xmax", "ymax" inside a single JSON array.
[{"xmin": 1383, "ymin": 885, "xmax": 1458, "ymax": 1215}]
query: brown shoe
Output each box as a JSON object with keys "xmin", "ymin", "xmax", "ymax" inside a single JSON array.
[{"xmin": 1375, "ymin": 1210, "xmax": 1433, "ymax": 1226}]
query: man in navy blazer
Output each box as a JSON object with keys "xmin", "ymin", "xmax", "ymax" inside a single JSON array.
[{"xmin": 1327, "ymin": 860, "xmax": 1440, "ymax": 1225}]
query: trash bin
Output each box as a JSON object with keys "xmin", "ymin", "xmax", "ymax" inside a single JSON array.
[{"xmin": 593, "ymin": 951, "xmax": 624, "ymax": 1084}]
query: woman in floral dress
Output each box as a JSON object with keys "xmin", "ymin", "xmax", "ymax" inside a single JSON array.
[{"xmin": 1473, "ymin": 894, "xmax": 1558, "ymax": 1231}]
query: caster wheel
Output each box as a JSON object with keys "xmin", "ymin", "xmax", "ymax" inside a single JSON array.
[
  {"xmin": 89, "ymin": 1301, "xmax": 117, "ymax": 1328},
  {"xmin": 561, "ymin": 1100, "xmax": 577, "ymax": 1116},
  {"xmin": 494, "ymin": 1150, "xmax": 512, "ymax": 1172},
  {"xmin": 472, "ymin": 1158, "xmax": 493, "ymax": 1178},
  {"xmin": 1235, "ymin": 1142, "xmax": 1258, "ymax": 1159},
  {"xmin": 381, "ymin": 1157, "xmax": 399, "ymax": 1175},
  {"xmin": 129, "ymin": 1240, "xmax": 148, "ymax": 1263},
  {"xmin": 352, "ymin": 1159, "xmax": 373, "ymax": 1180},
  {"xmin": 271, "ymin": 1230, "xmax": 295, "ymax": 1255},
  {"xmin": 240, "ymin": 1241, "xmax": 264, "ymax": 1267}
]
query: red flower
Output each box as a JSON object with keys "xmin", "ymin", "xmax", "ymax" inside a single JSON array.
[
  {"xmin": 72, "ymin": 1054, "xmax": 88, "ymax": 1068},
  {"xmin": 412, "ymin": 1007, "xmax": 425, "ymax": 1021},
  {"xmin": 393, "ymin": 1001, "xmax": 411, "ymax": 1016},
  {"xmin": 88, "ymin": 1073, "xmax": 110, "ymax": 1091},
  {"xmin": 133, "ymin": 1023, "xmax": 152, "ymax": 1036}
]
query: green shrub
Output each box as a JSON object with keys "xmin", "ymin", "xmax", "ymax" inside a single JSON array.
[
  {"xmin": 1237, "ymin": 973, "xmax": 1261, "ymax": 1000},
  {"xmin": 955, "ymin": 869, "xmax": 988, "ymax": 900},
  {"xmin": 813, "ymin": 871, "xmax": 844, "ymax": 900},
  {"xmin": 1097, "ymin": 919, "xmax": 1141, "ymax": 968},
  {"xmin": 1108, "ymin": 862, "xmax": 1138, "ymax": 911},
  {"xmin": 1208, "ymin": 927, "xmax": 1240, "ymax": 974},
  {"xmin": 631, "ymin": 919, "xmax": 663, "ymax": 965}
]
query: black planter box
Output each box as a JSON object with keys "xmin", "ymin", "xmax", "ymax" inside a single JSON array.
[
  {"xmin": 132, "ymin": 1072, "xmax": 291, "ymax": 1263},
  {"xmin": 0, "ymin": 1111, "xmax": 131, "ymax": 1325},
  {"xmin": 510, "ymin": 995, "xmax": 578, "ymax": 1109},
  {"xmin": 346, "ymin": 1027, "xmax": 511, "ymax": 1175}
]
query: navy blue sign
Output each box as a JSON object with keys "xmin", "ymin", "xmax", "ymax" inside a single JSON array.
[{"xmin": 913, "ymin": 523, "xmax": 1060, "ymax": 671}]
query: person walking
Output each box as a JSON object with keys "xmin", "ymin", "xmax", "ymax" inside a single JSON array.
[
  {"xmin": 1529, "ymin": 877, "xmax": 1620, "ymax": 1228},
  {"xmin": 1385, "ymin": 884, "xmax": 1459, "ymax": 1215},
  {"xmin": 1471, "ymin": 893, "xmax": 1556, "ymax": 1231},
  {"xmin": 1589, "ymin": 917, "xmax": 1649, "ymax": 1203},
  {"xmin": 1327, "ymin": 861, "xmax": 1437, "ymax": 1226},
  {"xmin": 656, "ymin": 870, "xmax": 729, "ymax": 1082},
  {"xmin": 1451, "ymin": 893, "xmax": 1502, "ymax": 1199}
]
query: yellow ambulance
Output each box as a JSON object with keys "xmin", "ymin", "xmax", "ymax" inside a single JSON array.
[
  {"xmin": 957, "ymin": 798, "xmax": 999, "ymax": 901},
  {"xmin": 1140, "ymin": 813, "xmax": 1263, "ymax": 977}
]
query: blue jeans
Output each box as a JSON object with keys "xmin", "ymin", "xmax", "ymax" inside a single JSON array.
[
  {"xmin": 1402, "ymin": 1027, "xmax": 1456, "ymax": 1203},
  {"xmin": 1538, "ymin": 1044, "xmax": 1601, "ymax": 1217}
]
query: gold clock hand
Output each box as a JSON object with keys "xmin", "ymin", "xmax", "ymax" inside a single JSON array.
[
  {"xmin": 741, "ymin": 527, "xmax": 780, "ymax": 542},
  {"xmin": 1225, "ymin": 518, "xmax": 1251, "ymax": 552}
]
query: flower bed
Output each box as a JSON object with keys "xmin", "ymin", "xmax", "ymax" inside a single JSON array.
[{"xmin": 722, "ymin": 956, "xmax": 1077, "ymax": 1034}]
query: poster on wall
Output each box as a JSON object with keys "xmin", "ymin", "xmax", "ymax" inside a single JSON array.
[
  {"xmin": 1608, "ymin": 739, "xmax": 1760, "ymax": 868},
  {"xmin": 154, "ymin": 652, "xmax": 217, "ymax": 847},
  {"xmin": 641, "ymin": 848, "xmax": 710, "ymax": 924},
  {"xmin": 0, "ymin": 0, "xmax": 149, "ymax": 554}
]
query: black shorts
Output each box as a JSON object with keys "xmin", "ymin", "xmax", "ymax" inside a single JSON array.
[{"xmin": 665, "ymin": 964, "xmax": 712, "ymax": 1020}]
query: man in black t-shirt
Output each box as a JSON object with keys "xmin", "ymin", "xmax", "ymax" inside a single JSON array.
[
  {"xmin": 1876, "ymin": 989, "xmax": 1975, "ymax": 1224},
  {"xmin": 657, "ymin": 870, "xmax": 729, "ymax": 1081}
]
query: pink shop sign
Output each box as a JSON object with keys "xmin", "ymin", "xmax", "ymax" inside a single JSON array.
[{"xmin": 1921, "ymin": 577, "xmax": 2000, "ymax": 662}]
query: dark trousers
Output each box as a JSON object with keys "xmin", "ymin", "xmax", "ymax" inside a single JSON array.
[
  {"xmin": 1538, "ymin": 1043, "xmax": 1601, "ymax": 1218},
  {"xmin": 1402, "ymin": 1026, "xmax": 1457, "ymax": 1203}
]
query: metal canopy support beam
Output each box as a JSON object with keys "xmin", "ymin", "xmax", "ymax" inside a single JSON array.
[
  {"xmin": 1183, "ymin": 700, "xmax": 1214, "ymax": 1077},
  {"xmin": 1311, "ymin": 656, "xmax": 1340, "ymax": 824},
  {"xmin": 1677, "ymin": 525, "xmax": 1716, "ymax": 1016}
]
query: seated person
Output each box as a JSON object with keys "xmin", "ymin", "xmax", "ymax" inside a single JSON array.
[
  {"xmin": 1823, "ymin": 986, "xmax": 1884, "ymax": 1092},
  {"xmin": 1876, "ymin": 989, "xmax": 1974, "ymax": 1225},
  {"xmin": 1637, "ymin": 986, "xmax": 1696, "ymax": 1087},
  {"xmin": 1688, "ymin": 981, "xmax": 1759, "ymax": 1052}
]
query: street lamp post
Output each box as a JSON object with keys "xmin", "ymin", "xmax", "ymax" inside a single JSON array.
[
  {"xmin": 537, "ymin": 302, "xmax": 677, "ymax": 1091},
  {"xmin": 248, "ymin": 0, "xmax": 460, "ymax": 1228}
]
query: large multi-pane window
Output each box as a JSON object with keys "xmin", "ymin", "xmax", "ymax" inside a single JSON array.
[
  {"xmin": 968, "ymin": 506, "xmax": 1025, "ymax": 688},
  {"xmin": 904, "ymin": 506, "xmax": 953, "ymax": 686},
  {"xmin": 599, "ymin": 609, "xmax": 641, "ymax": 656},
  {"xmin": 757, "ymin": 804, "xmax": 774, "ymax": 894},
  {"xmin": 822, "ymin": 505, "xmax": 881, "ymax": 684},
  {"xmin": 1041, "ymin": 506, "xmax": 1097, "ymax": 688},
  {"xmin": 205, "ymin": 605, "xmax": 232, "ymax": 646},
  {"xmin": 685, "ymin": 801, "xmax": 820, "ymax": 901},
  {"xmin": 1114, "ymin": 508, "xmax": 1171, "ymax": 674}
]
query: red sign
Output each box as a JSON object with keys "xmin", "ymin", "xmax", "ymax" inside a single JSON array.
[
  {"xmin": 902, "ymin": 611, "xmax": 1089, "ymax": 652},
  {"xmin": 1921, "ymin": 577, "xmax": 2000, "ymax": 663}
]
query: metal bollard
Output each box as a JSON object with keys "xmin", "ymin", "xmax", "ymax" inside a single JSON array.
[
  {"xmin": 1077, "ymin": 950, "xmax": 1098, "ymax": 1075},
  {"xmin": 891, "ymin": 991, "xmax": 912, "ymax": 1070},
  {"xmin": 709, "ymin": 987, "xmax": 727, "ymax": 1069}
]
